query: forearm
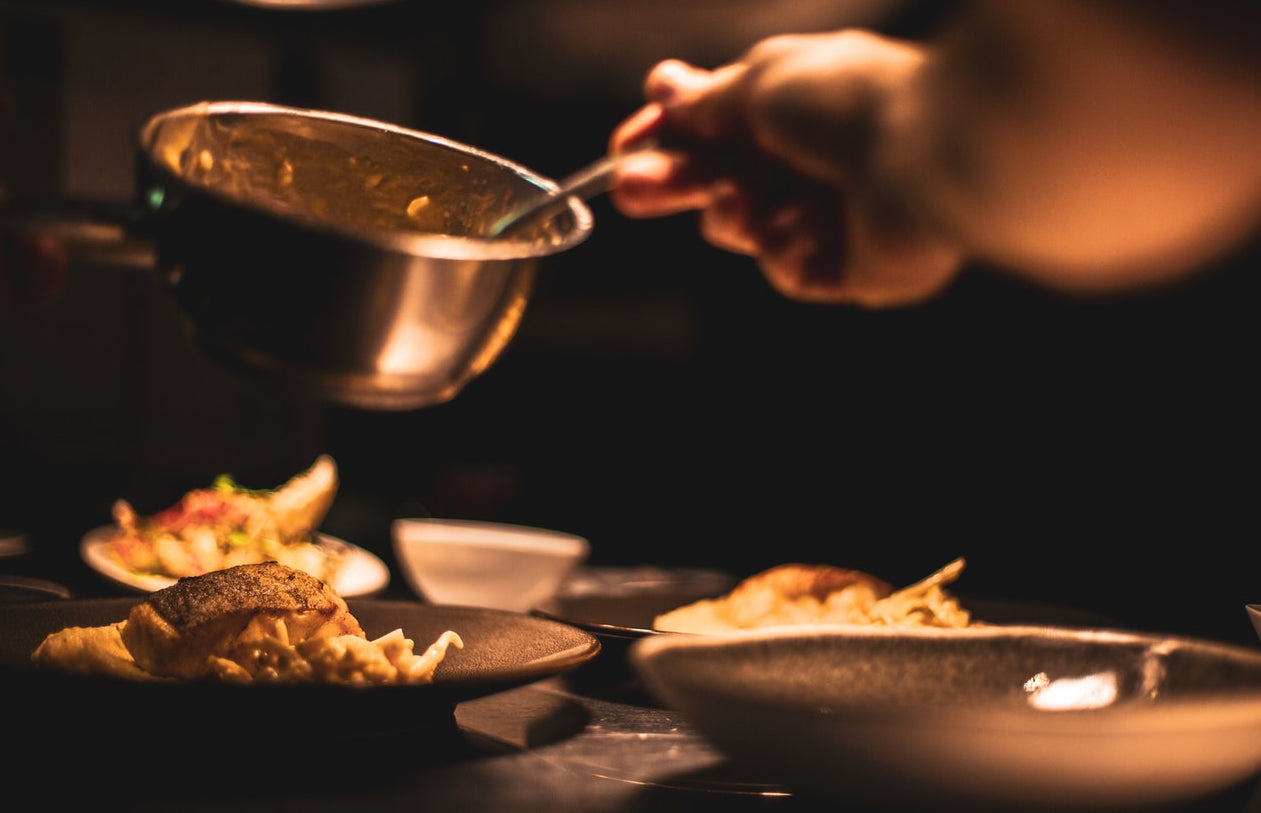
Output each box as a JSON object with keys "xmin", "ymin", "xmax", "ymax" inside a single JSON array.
[{"xmin": 885, "ymin": 0, "xmax": 1261, "ymax": 290}]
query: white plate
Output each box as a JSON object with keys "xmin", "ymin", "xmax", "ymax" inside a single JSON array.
[
  {"xmin": 630, "ymin": 625, "xmax": 1261, "ymax": 811},
  {"xmin": 80, "ymin": 526, "xmax": 389, "ymax": 597}
]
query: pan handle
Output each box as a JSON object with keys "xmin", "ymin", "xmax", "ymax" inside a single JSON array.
[{"xmin": 0, "ymin": 198, "xmax": 157, "ymax": 271}]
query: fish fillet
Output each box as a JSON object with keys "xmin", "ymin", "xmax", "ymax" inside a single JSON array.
[{"xmin": 121, "ymin": 561, "xmax": 363, "ymax": 680}]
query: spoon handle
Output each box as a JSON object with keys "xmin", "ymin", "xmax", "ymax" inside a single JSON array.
[{"xmin": 489, "ymin": 138, "xmax": 658, "ymax": 238}]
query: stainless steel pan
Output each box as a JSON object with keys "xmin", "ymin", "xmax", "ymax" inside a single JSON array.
[{"xmin": 4, "ymin": 101, "xmax": 594, "ymax": 410}]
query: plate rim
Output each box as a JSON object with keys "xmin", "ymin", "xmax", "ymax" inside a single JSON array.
[
  {"xmin": 627, "ymin": 623, "xmax": 1261, "ymax": 721},
  {"xmin": 80, "ymin": 524, "xmax": 390, "ymax": 597},
  {"xmin": 4, "ymin": 596, "xmax": 602, "ymax": 699}
]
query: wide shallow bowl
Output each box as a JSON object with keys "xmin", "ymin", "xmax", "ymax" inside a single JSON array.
[
  {"xmin": 630, "ymin": 625, "xmax": 1261, "ymax": 811},
  {"xmin": 392, "ymin": 518, "xmax": 589, "ymax": 612}
]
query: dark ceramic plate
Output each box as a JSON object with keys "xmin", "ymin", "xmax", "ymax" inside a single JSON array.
[
  {"xmin": 0, "ymin": 574, "xmax": 72, "ymax": 602},
  {"xmin": 1, "ymin": 597, "xmax": 601, "ymax": 741},
  {"xmin": 532, "ymin": 566, "xmax": 736, "ymax": 701},
  {"xmin": 535, "ymin": 566, "xmax": 739, "ymax": 638},
  {"xmin": 537, "ymin": 564, "xmax": 1118, "ymax": 641},
  {"xmin": 542, "ymin": 592, "xmax": 1117, "ymax": 638}
]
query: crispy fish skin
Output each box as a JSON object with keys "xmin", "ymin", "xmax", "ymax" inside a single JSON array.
[{"xmin": 121, "ymin": 561, "xmax": 364, "ymax": 680}]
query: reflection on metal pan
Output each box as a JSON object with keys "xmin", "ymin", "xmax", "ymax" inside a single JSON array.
[{"xmin": 2, "ymin": 101, "xmax": 595, "ymax": 410}]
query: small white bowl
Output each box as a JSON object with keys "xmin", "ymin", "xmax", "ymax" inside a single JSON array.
[
  {"xmin": 1248, "ymin": 604, "xmax": 1261, "ymax": 644},
  {"xmin": 391, "ymin": 518, "xmax": 589, "ymax": 612}
]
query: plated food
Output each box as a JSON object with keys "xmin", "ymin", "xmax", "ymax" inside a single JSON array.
[
  {"xmin": 4, "ymin": 596, "xmax": 602, "ymax": 763},
  {"xmin": 33, "ymin": 562, "xmax": 460, "ymax": 686},
  {"xmin": 5, "ymin": 597, "xmax": 599, "ymax": 694},
  {"xmin": 103, "ymin": 454, "xmax": 341, "ymax": 580},
  {"xmin": 86, "ymin": 455, "xmax": 379, "ymax": 592},
  {"xmin": 82, "ymin": 527, "xmax": 389, "ymax": 597},
  {"xmin": 653, "ymin": 558, "xmax": 972, "ymax": 633}
]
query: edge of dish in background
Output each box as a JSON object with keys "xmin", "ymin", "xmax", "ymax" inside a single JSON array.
[
  {"xmin": 532, "ymin": 566, "xmax": 735, "ymax": 702},
  {"xmin": 536, "ymin": 565, "xmax": 738, "ymax": 636},
  {"xmin": 0, "ymin": 574, "xmax": 73, "ymax": 602},
  {"xmin": 0, "ymin": 529, "xmax": 30, "ymax": 558}
]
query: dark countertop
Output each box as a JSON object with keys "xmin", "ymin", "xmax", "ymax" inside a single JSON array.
[{"xmin": 13, "ymin": 672, "xmax": 1261, "ymax": 813}]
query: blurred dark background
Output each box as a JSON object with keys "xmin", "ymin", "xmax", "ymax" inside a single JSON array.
[{"xmin": 0, "ymin": 0, "xmax": 1256, "ymax": 644}]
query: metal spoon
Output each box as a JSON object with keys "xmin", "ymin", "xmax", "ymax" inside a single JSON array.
[{"xmin": 488, "ymin": 139, "xmax": 658, "ymax": 238}]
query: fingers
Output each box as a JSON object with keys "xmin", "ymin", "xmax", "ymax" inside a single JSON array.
[
  {"xmin": 699, "ymin": 181, "xmax": 760, "ymax": 256},
  {"xmin": 606, "ymin": 44, "xmax": 964, "ymax": 309},
  {"xmin": 702, "ymin": 177, "xmax": 963, "ymax": 308},
  {"xmin": 610, "ymin": 149, "xmax": 716, "ymax": 219},
  {"xmin": 609, "ymin": 103, "xmax": 664, "ymax": 155},
  {"xmin": 755, "ymin": 211, "xmax": 841, "ymax": 303},
  {"xmin": 643, "ymin": 59, "xmax": 750, "ymax": 143},
  {"xmin": 702, "ymin": 181, "xmax": 852, "ymax": 303},
  {"xmin": 609, "ymin": 59, "xmax": 727, "ymax": 156},
  {"xmin": 609, "ymin": 57, "xmax": 757, "ymax": 220},
  {"xmin": 840, "ymin": 222, "xmax": 963, "ymax": 308},
  {"xmin": 611, "ymin": 143, "xmax": 961, "ymax": 307}
]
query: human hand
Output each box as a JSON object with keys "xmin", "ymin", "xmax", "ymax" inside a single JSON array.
[{"xmin": 608, "ymin": 31, "xmax": 963, "ymax": 309}]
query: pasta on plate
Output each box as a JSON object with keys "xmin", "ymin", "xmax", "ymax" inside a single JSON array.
[
  {"xmin": 652, "ymin": 558, "xmax": 972, "ymax": 633},
  {"xmin": 32, "ymin": 562, "xmax": 463, "ymax": 686}
]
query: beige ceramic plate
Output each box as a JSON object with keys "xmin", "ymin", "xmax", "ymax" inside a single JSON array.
[
  {"xmin": 80, "ymin": 525, "xmax": 389, "ymax": 597},
  {"xmin": 631, "ymin": 624, "xmax": 1261, "ymax": 811}
]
